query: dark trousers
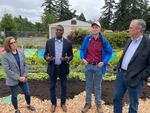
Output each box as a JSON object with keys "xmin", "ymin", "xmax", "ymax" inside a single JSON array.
[
  {"xmin": 113, "ymin": 70, "xmax": 144, "ymax": 113},
  {"xmin": 9, "ymin": 82, "xmax": 31, "ymax": 109},
  {"xmin": 50, "ymin": 65, "xmax": 67, "ymax": 105}
]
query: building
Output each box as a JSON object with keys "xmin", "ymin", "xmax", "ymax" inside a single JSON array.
[{"xmin": 49, "ymin": 18, "xmax": 91, "ymax": 38}]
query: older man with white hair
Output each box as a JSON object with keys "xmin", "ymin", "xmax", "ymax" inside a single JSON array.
[
  {"xmin": 113, "ymin": 19, "xmax": 150, "ymax": 113},
  {"xmin": 80, "ymin": 21, "xmax": 112, "ymax": 113}
]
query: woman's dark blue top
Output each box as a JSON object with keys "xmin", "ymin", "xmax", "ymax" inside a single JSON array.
[{"xmin": 12, "ymin": 51, "xmax": 20, "ymax": 69}]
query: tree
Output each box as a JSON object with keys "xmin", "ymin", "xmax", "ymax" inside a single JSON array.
[
  {"xmin": 35, "ymin": 22, "xmax": 43, "ymax": 32},
  {"xmin": 42, "ymin": 0, "xmax": 76, "ymax": 21},
  {"xmin": 112, "ymin": 0, "xmax": 150, "ymax": 31},
  {"xmin": 145, "ymin": 8, "xmax": 150, "ymax": 31},
  {"xmin": 0, "ymin": 21, "xmax": 1, "ymax": 30},
  {"xmin": 142, "ymin": 0, "xmax": 150, "ymax": 31},
  {"xmin": 1, "ymin": 13, "xmax": 17, "ymax": 37},
  {"xmin": 14, "ymin": 16, "xmax": 36, "ymax": 36},
  {"xmin": 99, "ymin": 0, "xmax": 116, "ymax": 29},
  {"xmin": 0, "ymin": 21, "xmax": 5, "ymax": 44},
  {"xmin": 42, "ymin": 0, "xmax": 58, "ymax": 18},
  {"xmin": 57, "ymin": 0, "xmax": 76, "ymax": 21},
  {"xmin": 14, "ymin": 16, "xmax": 24, "ymax": 33},
  {"xmin": 78, "ymin": 13, "xmax": 86, "ymax": 21},
  {"xmin": 41, "ymin": 11, "xmax": 57, "ymax": 31}
]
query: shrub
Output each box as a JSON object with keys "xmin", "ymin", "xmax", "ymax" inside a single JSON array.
[
  {"xmin": 68, "ymin": 28, "xmax": 128, "ymax": 48},
  {"xmin": 67, "ymin": 28, "xmax": 91, "ymax": 44},
  {"xmin": 104, "ymin": 31, "xmax": 128, "ymax": 48}
]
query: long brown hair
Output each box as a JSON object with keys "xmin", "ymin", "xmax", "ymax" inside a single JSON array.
[{"xmin": 3, "ymin": 37, "xmax": 15, "ymax": 52}]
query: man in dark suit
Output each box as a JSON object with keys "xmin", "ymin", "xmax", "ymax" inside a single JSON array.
[
  {"xmin": 113, "ymin": 19, "xmax": 150, "ymax": 113},
  {"xmin": 44, "ymin": 25, "xmax": 73, "ymax": 112}
]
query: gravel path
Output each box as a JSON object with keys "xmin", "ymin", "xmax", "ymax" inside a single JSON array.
[{"xmin": 0, "ymin": 91, "xmax": 150, "ymax": 113}]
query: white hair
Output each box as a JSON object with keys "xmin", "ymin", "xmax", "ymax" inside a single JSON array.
[{"xmin": 133, "ymin": 19, "xmax": 146, "ymax": 32}]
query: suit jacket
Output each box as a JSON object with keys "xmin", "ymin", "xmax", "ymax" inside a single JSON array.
[
  {"xmin": 2, "ymin": 51, "xmax": 28, "ymax": 86},
  {"xmin": 44, "ymin": 38, "xmax": 73, "ymax": 76},
  {"xmin": 118, "ymin": 35, "xmax": 150, "ymax": 87}
]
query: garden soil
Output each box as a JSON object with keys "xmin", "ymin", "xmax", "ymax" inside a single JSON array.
[{"xmin": 0, "ymin": 79, "xmax": 150, "ymax": 113}]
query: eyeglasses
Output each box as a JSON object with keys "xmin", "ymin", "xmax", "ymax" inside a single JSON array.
[
  {"xmin": 56, "ymin": 29, "xmax": 64, "ymax": 31},
  {"xmin": 9, "ymin": 41, "xmax": 16, "ymax": 45}
]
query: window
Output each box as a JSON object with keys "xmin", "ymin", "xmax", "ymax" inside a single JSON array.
[{"xmin": 71, "ymin": 20, "xmax": 77, "ymax": 25}]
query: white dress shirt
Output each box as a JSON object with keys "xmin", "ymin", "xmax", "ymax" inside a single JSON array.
[
  {"xmin": 121, "ymin": 35, "xmax": 143, "ymax": 70},
  {"xmin": 55, "ymin": 38, "xmax": 63, "ymax": 65}
]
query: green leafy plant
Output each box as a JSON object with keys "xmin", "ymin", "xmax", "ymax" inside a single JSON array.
[
  {"xmin": 69, "ymin": 71, "xmax": 85, "ymax": 81},
  {"xmin": 27, "ymin": 73, "xmax": 48, "ymax": 80},
  {"xmin": 26, "ymin": 52, "xmax": 46, "ymax": 65},
  {"xmin": 103, "ymin": 73, "xmax": 116, "ymax": 81}
]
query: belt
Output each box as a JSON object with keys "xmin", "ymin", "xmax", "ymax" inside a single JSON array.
[
  {"xmin": 88, "ymin": 62, "xmax": 99, "ymax": 65},
  {"xmin": 55, "ymin": 64, "xmax": 61, "ymax": 66},
  {"xmin": 119, "ymin": 68, "xmax": 127, "ymax": 72}
]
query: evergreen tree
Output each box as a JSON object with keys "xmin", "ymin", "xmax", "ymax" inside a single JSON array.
[
  {"xmin": 100, "ymin": 0, "xmax": 116, "ymax": 29},
  {"xmin": 57, "ymin": 0, "xmax": 76, "ymax": 21},
  {"xmin": 142, "ymin": 0, "xmax": 150, "ymax": 31},
  {"xmin": 42, "ymin": 0, "xmax": 58, "ymax": 18},
  {"xmin": 78, "ymin": 13, "xmax": 86, "ymax": 21},
  {"xmin": 42, "ymin": 0, "xmax": 76, "ymax": 21},
  {"xmin": 112, "ymin": 0, "xmax": 150, "ymax": 31}
]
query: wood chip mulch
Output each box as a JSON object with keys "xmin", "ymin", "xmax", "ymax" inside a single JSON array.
[{"xmin": 0, "ymin": 91, "xmax": 150, "ymax": 113}]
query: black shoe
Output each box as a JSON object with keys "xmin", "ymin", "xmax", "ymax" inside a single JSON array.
[
  {"xmin": 15, "ymin": 109, "xmax": 21, "ymax": 113},
  {"xmin": 27, "ymin": 105, "xmax": 36, "ymax": 111}
]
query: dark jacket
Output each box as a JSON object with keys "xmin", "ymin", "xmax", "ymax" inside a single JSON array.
[
  {"xmin": 44, "ymin": 38, "xmax": 73, "ymax": 76},
  {"xmin": 118, "ymin": 35, "xmax": 150, "ymax": 87}
]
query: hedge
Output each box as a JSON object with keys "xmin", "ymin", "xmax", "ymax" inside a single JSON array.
[{"xmin": 68, "ymin": 28, "xmax": 128, "ymax": 48}]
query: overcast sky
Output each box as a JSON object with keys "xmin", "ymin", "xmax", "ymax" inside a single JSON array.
[
  {"xmin": 0, "ymin": 0, "xmax": 106, "ymax": 23},
  {"xmin": 0, "ymin": 0, "xmax": 44, "ymax": 23},
  {"xmin": 70, "ymin": 0, "xmax": 104, "ymax": 20}
]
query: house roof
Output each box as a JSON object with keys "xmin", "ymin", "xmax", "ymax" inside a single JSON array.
[{"xmin": 49, "ymin": 18, "xmax": 91, "ymax": 27}]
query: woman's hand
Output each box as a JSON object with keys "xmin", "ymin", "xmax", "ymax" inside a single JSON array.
[{"xmin": 19, "ymin": 76, "xmax": 26, "ymax": 82}]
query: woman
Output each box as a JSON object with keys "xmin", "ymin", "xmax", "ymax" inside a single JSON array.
[{"xmin": 2, "ymin": 37, "xmax": 35, "ymax": 113}]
